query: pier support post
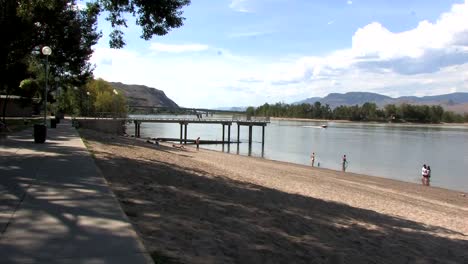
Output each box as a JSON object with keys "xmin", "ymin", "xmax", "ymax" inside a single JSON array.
[
  {"xmin": 248, "ymin": 125, "xmax": 253, "ymax": 145},
  {"xmin": 137, "ymin": 122, "xmax": 141, "ymax": 138},
  {"xmin": 222, "ymin": 124, "xmax": 225, "ymax": 144},
  {"xmin": 237, "ymin": 124, "xmax": 240, "ymax": 143},
  {"xmin": 179, "ymin": 123, "xmax": 183, "ymax": 144},
  {"xmin": 184, "ymin": 123, "xmax": 188, "ymax": 144},
  {"xmin": 134, "ymin": 121, "xmax": 138, "ymax": 137},
  {"xmin": 262, "ymin": 125, "xmax": 265, "ymax": 147},
  {"xmin": 228, "ymin": 124, "xmax": 231, "ymax": 144}
]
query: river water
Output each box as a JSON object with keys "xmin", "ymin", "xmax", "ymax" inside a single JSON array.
[{"xmin": 129, "ymin": 115, "xmax": 468, "ymax": 192}]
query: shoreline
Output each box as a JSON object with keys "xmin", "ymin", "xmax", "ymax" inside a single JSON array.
[
  {"xmin": 200, "ymin": 144, "xmax": 468, "ymax": 193},
  {"xmin": 81, "ymin": 129, "xmax": 468, "ymax": 263},
  {"xmin": 196, "ymin": 141, "xmax": 467, "ymax": 193}
]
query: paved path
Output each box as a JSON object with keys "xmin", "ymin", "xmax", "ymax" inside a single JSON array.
[{"xmin": 0, "ymin": 120, "xmax": 153, "ymax": 264}]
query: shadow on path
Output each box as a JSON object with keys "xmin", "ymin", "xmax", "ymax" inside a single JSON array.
[{"xmin": 0, "ymin": 125, "xmax": 150, "ymax": 263}]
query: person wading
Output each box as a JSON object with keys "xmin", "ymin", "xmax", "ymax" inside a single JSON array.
[{"xmin": 196, "ymin": 137, "xmax": 200, "ymax": 151}]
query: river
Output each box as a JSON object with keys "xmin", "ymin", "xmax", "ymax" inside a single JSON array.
[{"xmin": 129, "ymin": 115, "xmax": 468, "ymax": 192}]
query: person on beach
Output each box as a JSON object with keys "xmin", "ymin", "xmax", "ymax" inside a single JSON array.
[
  {"xmin": 342, "ymin": 154, "xmax": 348, "ymax": 172},
  {"xmin": 421, "ymin": 164, "xmax": 429, "ymax": 186},
  {"xmin": 196, "ymin": 137, "xmax": 200, "ymax": 150},
  {"xmin": 311, "ymin": 152, "xmax": 316, "ymax": 167}
]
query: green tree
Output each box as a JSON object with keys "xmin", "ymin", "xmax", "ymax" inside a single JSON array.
[
  {"xmin": 1, "ymin": 0, "xmax": 101, "ymax": 122},
  {"xmin": 361, "ymin": 102, "xmax": 377, "ymax": 120},
  {"xmin": 1, "ymin": 0, "xmax": 191, "ymax": 122},
  {"xmin": 94, "ymin": 0, "xmax": 191, "ymax": 48},
  {"xmin": 86, "ymin": 79, "xmax": 127, "ymax": 117},
  {"xmin": 246, "ymin": 106, "xmax": 255, "ymax": 117},
  {"xmin": 384, "ymin": 104, "xmax": 398, "ymax": 120}
]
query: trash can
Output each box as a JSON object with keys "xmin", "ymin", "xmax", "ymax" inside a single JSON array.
[
  {"xmin": 51, "ymin": 118, "xmax": 57, "ymax": 128},
  {"xmin": 34, "ymin": 124, "xmax": 46, "ymax": 143}
]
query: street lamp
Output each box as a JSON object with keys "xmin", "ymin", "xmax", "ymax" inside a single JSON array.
[{"xmin": 42, "ymin": 46, "xmax": 52, "ymax": 125}]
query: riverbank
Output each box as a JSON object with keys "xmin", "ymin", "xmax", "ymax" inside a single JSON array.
[{"xmin": 80, "ymin": 130, "xmax": 468, "ymax": 263}]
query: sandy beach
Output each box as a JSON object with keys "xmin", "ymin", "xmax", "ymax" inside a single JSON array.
[{"xmin": 80, "ymin": 130, "xmax": 468, "ymax": 263}]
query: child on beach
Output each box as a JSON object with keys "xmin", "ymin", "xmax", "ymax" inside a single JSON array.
[
  {"xmin": 196, "ymin": 137, "xmax": 200, "ymax": 150},
  {"xmin": 311, "ymin": 152, "xmax": 315, "ymax": 167}
]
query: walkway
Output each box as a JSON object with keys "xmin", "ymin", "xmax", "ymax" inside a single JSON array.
[{"xmin": 0, "ymin": 120, "xmax": 152, "ymax": 263}]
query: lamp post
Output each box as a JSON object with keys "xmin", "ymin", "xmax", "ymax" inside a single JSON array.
[
  {"xmin": 54, "ymin": 76, "xmax": 59, "ymax": 118},
  {"xmin": 113, "ymin": 89, "xmax": 118, "ymax": 118},
  {"xmin": 42, "ymin": 46, "xmax": 52, "ymax": 125},
  {"xmin": 34, "ymin": 46, "xmax": 51, "ymax": 143},
  {"xmin": 86, "ymin": 91, "xmax": 91, "ymax": 117},
  {"xmin": 73, "ymin": 86, "xmax": 79, "ymax": 115}
]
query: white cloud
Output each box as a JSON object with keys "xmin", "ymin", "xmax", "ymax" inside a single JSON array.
[
  {"xmin": 229, "ymin": 0, "xmax": 253, "ymax": 13},
  {"xmin": 92, "ymin": 1, "xmax": 468, "ymax": 108},
  {"xmin": 258, "ymin": 0, "xmax": 468, "ymax": 84},
  {"xmin": 347, "ymin": 1, "xmax": 353, "ymax": 5},
  {"xmin": 149, "ymin": 43, "xmax": 209, "ymax": 53},
  {"xmin": 327, "ymin": 20, "xmax": 335, "ymax": 25},
  {"xmin": 228, "ymin": 31, "xmax": 272, "ymax": 38}
]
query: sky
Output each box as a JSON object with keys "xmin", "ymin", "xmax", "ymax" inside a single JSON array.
[{"xmin": 87, "ymin": 0, "xmax": 468, "ymax": 108}]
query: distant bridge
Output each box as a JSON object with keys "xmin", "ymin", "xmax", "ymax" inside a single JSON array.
[{"xmin": 128, "ymin": 105, "xmax": 245, "ymax": 117}]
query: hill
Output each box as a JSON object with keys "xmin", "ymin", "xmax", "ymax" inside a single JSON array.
[{"xmin": 109, "ymin": 82, "xmax": 179, "ymax": 109}]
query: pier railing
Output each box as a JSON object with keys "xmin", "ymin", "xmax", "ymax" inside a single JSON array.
[{"xmin": 74, "ymin": 114, "xmax": 270, "ymax": 146}]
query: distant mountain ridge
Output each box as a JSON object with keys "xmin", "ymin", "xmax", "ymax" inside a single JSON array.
[
  {"xmin": 214, "ymin": 106, "xmax": 247, "ymax": 112},
  {"xmin": 296, "ymin": 92, "xmax": 468, "ymax": 112},
  {"xmin": 109, "ymin": 82, "xmax": 179, "ymax": 109}
]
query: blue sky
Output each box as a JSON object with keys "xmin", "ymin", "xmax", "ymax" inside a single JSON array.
[{"xmin": 88, "ymin": 0, "xmax": 468, "ymax": 108}]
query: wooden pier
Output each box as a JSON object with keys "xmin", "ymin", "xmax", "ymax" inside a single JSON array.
[{"xmin": 127, "ymin": 117, "xmax": 269, "ymax": 146}]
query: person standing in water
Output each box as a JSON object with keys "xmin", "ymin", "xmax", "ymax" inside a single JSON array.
[
  {"xmin": 196, "ymin": 137, "xmax": 200, "ymax": 150},
  {"xmin": 426, "ymin": 165, "xmax": 431, "ymax": 186},
  {"xmin": 311, "ymin": 152, "xmax": 316, "ymax": 167},
  {"xmin": 422, "ymin": 165, "xmax": 431, "ymax": 186},
  {"xmin": 342, "ymin": 154, "xmax": 348, "ymax": 172},
  {"xmin": 421, "ymin": 164, "xmax": 427, "ymax": 185}
]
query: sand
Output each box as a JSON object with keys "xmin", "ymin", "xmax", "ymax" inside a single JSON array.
[{"xmin": 80, "ymin": 130, "xmax": 468, "ymax": 264}]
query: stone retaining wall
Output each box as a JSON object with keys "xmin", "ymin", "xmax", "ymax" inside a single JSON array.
[{"xmin": 76, "ymin": 119, "xmax": 126, "ymax": 135}]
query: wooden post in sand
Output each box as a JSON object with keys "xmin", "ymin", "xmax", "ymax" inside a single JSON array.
[
  {"xmin": 248, "ymin": 125, "xmax": 253, "ymax": 145},
  {"xmin": 237, "ymin": 124, "xmax": 240, "ymax": 143},
  {"xmin": 227, "ymin": 124, "xmax": 231, "ymax": 144}
]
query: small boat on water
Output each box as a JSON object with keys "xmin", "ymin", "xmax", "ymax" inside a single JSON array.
[{"xmin": 321, "ymin": 125, "xmax": 328, "ymax": 128}]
